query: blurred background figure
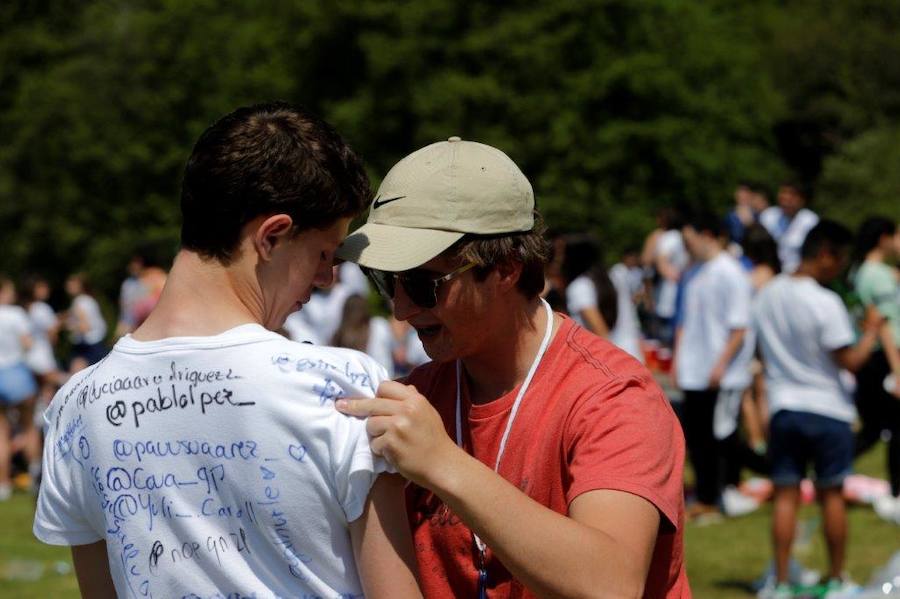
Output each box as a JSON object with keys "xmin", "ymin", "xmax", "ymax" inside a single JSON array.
[
  {"xmin": 851, "ymin": 216, "xmax": 900, "ymax": 524},
  {"xmin": 562, "ymin": 234, "xmax": 619, "ymax": 339},
  {"xmin": 331, "ymin": 294, "xmax": 395, "ymax": 377},
  {"xmin": 675, "ymin": 213, "xmax": 757, "ymax": 521},
  {"xmin": 739, "ymin": 225, "xmax": 784, "ymax": 459},
  {"xmin": 63, "ymin": 273, "xmax": 107, "ymax": 373},
  {"xmin": 0, "ymin": 278, "xmax": 39, "ymax": 500},
  {"xmin": 115, "ymin": 253, "xmax": 146, "ymax": 338},
  {"xmin": 642, "ymin": 207, "xmax": 688, "ymax": 347},
  {"xmin": 760, "ymin": 181, "xmax": 819, "ymax": 274}
]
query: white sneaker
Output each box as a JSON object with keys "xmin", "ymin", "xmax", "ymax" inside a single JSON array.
[
  {"xmin": 822, "ymin": 577, "xmax": 860, "ymax": 599},
  {"xmin": 757, "ymin": 581, "xmax": 792, "ymax": 599},
  {"xmin": 722, "ymin": 485, "xmax": 760, "ymax": 517},
  {"xmin": 873, "ymin": 494, "xmax": 900, "ymax": 525}
]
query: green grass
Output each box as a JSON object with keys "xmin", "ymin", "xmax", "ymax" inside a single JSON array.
[
  {"xmin": 1, "ymin": 444, "xmax": 898, "ymax": 597},
  {"xmin": 684, "ymin": 443, "xmax": 900, "ymax": 597}
]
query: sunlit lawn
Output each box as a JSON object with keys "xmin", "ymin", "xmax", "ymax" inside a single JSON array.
[{"xmin": 1, "ymin": 444, "xmax": 897, "ymax": 598}]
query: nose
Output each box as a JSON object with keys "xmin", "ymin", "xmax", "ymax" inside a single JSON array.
[
  {"xmin": 313, "ymin": 263, "xmax": 336, "ymax": 289},
  {"xmin": 391, "ymin": 279, "xmax": 422, "ymax": 322}
]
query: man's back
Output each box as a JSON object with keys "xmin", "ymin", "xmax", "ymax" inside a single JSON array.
[
  {"xmin": 752, "ymin": 274, "xmax": 856, "ymax": 422},
  {"xmin": 35, "ymin": 324, "xmax": 390, "ymax": 597}
]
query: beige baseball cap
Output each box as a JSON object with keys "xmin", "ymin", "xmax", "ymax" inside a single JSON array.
[{"xmin": 336, "ymin": 136, "xmax": 534, "ymax": 271}]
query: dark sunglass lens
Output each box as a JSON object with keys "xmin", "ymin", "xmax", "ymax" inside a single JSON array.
[
  {"xmin": 365, "ymin": 269, "xmax": 395, "ymax": 299},
  {"xmin": 401, "ymin": 274, "xmax": 437, "ymax": 309}
]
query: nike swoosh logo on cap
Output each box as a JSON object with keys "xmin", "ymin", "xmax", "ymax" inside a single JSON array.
[{"xmin": 373, "ymin": 195, "xmax": 405, "ymax": 209}]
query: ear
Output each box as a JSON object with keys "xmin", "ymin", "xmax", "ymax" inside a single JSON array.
[
  {"xmin": 494, "ymin": 259, "xmax": 524, "ymax": 293},
  {"xmin": 253, "ymin": 214, "xmax": 295, "ymax": 262}
]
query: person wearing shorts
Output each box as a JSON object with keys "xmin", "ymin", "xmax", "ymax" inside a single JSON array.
[
  {"xmin": 0, "ymin": 278, "xmax": 39, "ymax": 500},
  {"xmin": 753, "ymin": 220, "xmax": 883, "ymax": 599}
]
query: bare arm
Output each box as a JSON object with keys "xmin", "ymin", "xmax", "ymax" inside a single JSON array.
[
  {"xmin": 878, "ymin": 321, "xmax": 900, "ymax": 398},
  {"xmin": 434, "ymin": 449, "xmax": 659, "ymax": 598},
  {"xmin": 832, "ymin": 305, "xmax": 883, "ymax": 372},
  {"xmin": 579, "ymin": 306, "xmax": 610, "ymax": 338},
  {"xmin": 350, "ymin": 473, "xmax": 422, "ymax": 599},
  {"xmin": 341, "ymin": 383, "xmax": 662, "ymax": 598},
  {"xmin": 708, "ymin": 328, "xmax": 746, "ymax": 388},
  {"xmin": 71, "ymin": 541, "xmax": 116, "ymax": 599}
]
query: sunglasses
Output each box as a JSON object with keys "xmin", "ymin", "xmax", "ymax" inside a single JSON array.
[{"xmin": 362, "ymin": 262, "xmax": 477, "ymax": 309}]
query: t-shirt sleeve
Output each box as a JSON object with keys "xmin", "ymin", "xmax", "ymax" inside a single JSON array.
[
  {"xmin": 819, "ymin": 294, "xmax": 856, "ymax": 351},
  {"xmin": 33, "ymin": 409, "xmax": 101, "ymax": 546},
  {"xmin": 564, "ymin": 376, "xmax": 683, "ymax": 530},
  {"xmin": 862, "ymin": 269, "xmax": 898, "ymax": 314},
  {"xmin": 328, "ymin": 354, "xmax": 397, "ymax": 522},
  {"xmin": 566, "ymin": 277, "xmax": 597, "ymax": 313},
  {"xmin": 725, "ymin": 268, "xmax": 751, "ymax": 330}
]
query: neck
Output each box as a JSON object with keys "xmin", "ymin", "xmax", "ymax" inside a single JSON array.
[
  {"xmin": 793, "ymin": 261, "xmax": 823, "ymax": 284},
  {"xmin": 865, "ymin": 248, "xmax": 884, "ymax": 263},
  {"xmin": 460, "ymin": 296, "xmax": 558, "ymax": 405},
  {"xmin": 131, "ymin": 250, "xmax": 263, "ymax": 341}
]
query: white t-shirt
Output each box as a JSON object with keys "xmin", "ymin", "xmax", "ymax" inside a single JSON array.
[
  {"xmin": 655, "ymin": 229, "xmax": 689, "ymax": 319},
  {"xmin": 565, "ymin": 275, "xmax": 596, "ymax": 328},
  {"xmin": 34, "ymin": 324, "xmax": 393, "ymax": 598},
  {"xmin": 282, "ymin": 310, "xmax": 320, "ymax": 344},
  {"xmin": 296, "ymin": 286, "xmax": 354, "ymax": 348},
  {"xmin": 752, "ymin": 275, "xmax": 857, "ymax": 423},
  {"xmin": 69, "ymin": 294, "xmax": 107, "ymax": 345},
  {"xmin": 675, "ymin": 252, "xmax": 753, "ymax": 390},
  {"xmin": 0, "ymin": 305, "xmax": 31, "ymax": 368},
  {"xmin": 27, "ymin": 301, "xmax": 58, "ymax": 374},
  {"xmin": 566, "ymin": 272, "xmax": 643, "ymax": 361},
  {"xmin": 367, "ymin": 316, "xmax": 395, "ymax": 378},
  {"xmin": 759, "ymin": 207, "xmax": 819, "ymax": 274},
  {"xmin": 609, "ymin": 264, "xmax": 644, "ymax": 362}
]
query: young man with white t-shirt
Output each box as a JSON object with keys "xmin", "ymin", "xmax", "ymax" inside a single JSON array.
[
  {"xmin": 33, "ymin": 103, "xmax": 421, "ymax": 599},
  {"xmin": 675, "ymin": 212, "xmax": 755, "ymax": 520},
  {"xmin": 753, "ymin": 220, "xmax": 883, "ymax": 599}
]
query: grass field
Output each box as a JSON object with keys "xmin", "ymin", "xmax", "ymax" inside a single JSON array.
[{"xmin": 1, "ymin": 444, "xmax": 898, "ymax": 598}]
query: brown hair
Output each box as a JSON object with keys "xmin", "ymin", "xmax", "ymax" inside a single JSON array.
[
  {"xmin": 331, "ymin": 295, "xmax": 371, "ymax": 352},
  {"xmin": 450, "ymin": 211, "xmax": 551, "ymax": 299}
]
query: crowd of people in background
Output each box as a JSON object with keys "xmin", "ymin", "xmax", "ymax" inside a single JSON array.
[{"xmin": 0, "ymin": 179, "xmax": 897, "ymax": 597}]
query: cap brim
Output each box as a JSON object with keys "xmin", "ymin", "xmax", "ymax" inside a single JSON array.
[{"xmin": 336, "ymin": 223, "xmax": 464, "ymax": 271}]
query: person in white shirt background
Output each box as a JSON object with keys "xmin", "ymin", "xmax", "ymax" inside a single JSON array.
[
  {"xmin": 675, "ymin": 211, "xmax": 756, "ymax": 521},
  {"xmin": 0, "ymin": 278, "xmax": 39, "ymax": 501},
  {"xmin": 642, "ymin": 207, "xmax": 689, "ymax": 347},
  {"xmin": 759, "ymin": 180, "xmax": 819, "ymax": 274},
  {"xmin": 562, "ymin": 233, "xmax": 644, "ymax": 362},
  {"xmin": 753, "ymin": 220, "xmax": 884, "ymax": 599},
  {"xmin": 331, "ymin": 294, "xmax": 396, "ymax": 377},
  {"xmin": 63, "ymin": 273, "xmax": 108, "ymax": 373}
]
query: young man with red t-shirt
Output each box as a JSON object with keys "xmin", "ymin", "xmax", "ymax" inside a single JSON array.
[{"xmin": 336, "ymin": 137, "xmax": 691, "ymax": 598}]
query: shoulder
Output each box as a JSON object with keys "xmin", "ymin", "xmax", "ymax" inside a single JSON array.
[
  {"xmin": 403, "ymin": 360, "xmax": 453, "ymax": 395},
  {"xmin": 268, "ymin": 339, "xmax": 389, "ymax": 395},
  {"xmin": 567, "ymin": 276, "xmax": 596, "ymax": 299},
  {"xmin": 797, "ymin": 209, "xmax": 819, "ymax": 226},
  {"xmin": 556, "ymin": 320, "xmax": 656, "ymax": 398}
]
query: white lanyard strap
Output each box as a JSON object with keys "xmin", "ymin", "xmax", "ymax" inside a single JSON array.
[{"xmin": 454, "ymin": 298, "xmax": 554, "ymax": 553}]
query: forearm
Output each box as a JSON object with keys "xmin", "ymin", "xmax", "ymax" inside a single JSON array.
[
  {"xmin": 713, "ymin": 329, "xmax": 746, "ymax": 373},
  {"xmin": 839, "ymin": 329, "xmax": 879, "ymax": 372},
  {"xmin": 880, "ymin": 325, "xmax": 900, "ymax": 376},
  {"xmin": 430, "ymin": 448, "xmax": 648, "ymax": 598}
]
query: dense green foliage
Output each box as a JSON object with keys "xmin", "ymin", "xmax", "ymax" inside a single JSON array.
[{"xmin": 1, "ymin": 0, "xmax": 898, "ymax": 300}]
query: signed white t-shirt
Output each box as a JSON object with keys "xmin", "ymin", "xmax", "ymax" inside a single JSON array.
[{"xmin": 35, "ymin": 324, "xmax": 392, "ymax": 598}]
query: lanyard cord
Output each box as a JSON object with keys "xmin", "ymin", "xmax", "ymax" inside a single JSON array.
[{"xmin": 454, "ymin": 298, "xmax": 554, "ymax": 556}]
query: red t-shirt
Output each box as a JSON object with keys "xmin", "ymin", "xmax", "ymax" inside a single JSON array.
[{"xmin": 404, "ymin": 317, "xmax": 690, "ymax": 598}]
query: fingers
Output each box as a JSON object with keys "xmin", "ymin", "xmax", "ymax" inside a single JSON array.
[
  {"xmin": 376, "ymin": 380, "xmax": 419, "ymax": 400},
  {"xmin": 335, "ymin": 397, "xmax": 403, "ymax": 418}
]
